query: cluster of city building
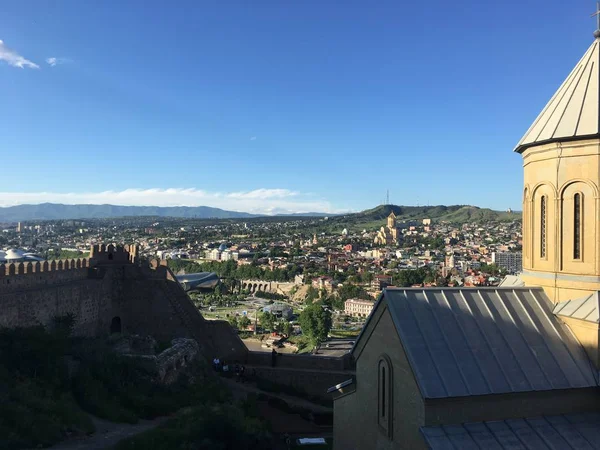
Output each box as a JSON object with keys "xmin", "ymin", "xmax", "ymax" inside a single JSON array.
[{"xmin": 1, "ymin": 210, "xmax": 523, "ymax": 322}]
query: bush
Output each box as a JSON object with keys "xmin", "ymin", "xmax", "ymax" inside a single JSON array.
[
  {"xmin": 0, "ymin": 326, "xmax": 95, "ymax": 449},
  {"xmin": 0, "ymin": 324, "xmax": 232, "ymax": 449},
  {"xmin": 114, "ymin": 403, "xmax": 271, "ymax": 450},
  {"xmin": 72, "ymin": 352, "xmax": 228, "ymax": 423}
]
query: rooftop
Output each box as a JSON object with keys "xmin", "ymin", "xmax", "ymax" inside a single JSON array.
[
  {"xmin": 382, "ymin": 287, "xmax": 598, "ymax": 399},
  {"xmin": 553, "ymin": 292, "xmax": 600, "ymax": 323},
  {"xmin": 421, "ymin": 413, "xmax": 600, "ymax": 449},
  {"xmin": 515, "ymin": 38, "xmax": 600, "ymax": 153}
]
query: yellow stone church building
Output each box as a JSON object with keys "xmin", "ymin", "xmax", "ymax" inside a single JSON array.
[
  {"xmin": 518, "ymin": 36, "xmax": 600, "ymax": 304},
  {"xmin": 374, "ymin": 212, "xmax": 400, "ymax": 246}
]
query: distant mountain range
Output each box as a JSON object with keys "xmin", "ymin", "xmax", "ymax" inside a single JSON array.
[
  {"xmin": 0, "ymin": 203, "xmax": 256, "ymax": 222},
  {"xmin": 0, "ymin": 202, "xmax": 520, "ymax": 223}
]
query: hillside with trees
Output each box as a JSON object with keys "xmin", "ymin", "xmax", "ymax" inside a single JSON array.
[{"xmin": 328, "ymin": 204, "xmax": 520, "ymax": 230}]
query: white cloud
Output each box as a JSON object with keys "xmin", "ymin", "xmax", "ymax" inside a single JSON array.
[
  {"xmin": 250, "ymin": 136, "xmax": 257, "ymax": 141},
  {"xmin": 0, "ymin": 39, "xmax": 39, "ymax": 69},
  {"xmin": 0, "ymin": 188, "xmax": 338, "ymax": 215},
  {"xmin": 46, "ymin": 57, "xmax": 71, "ymax": 67}
]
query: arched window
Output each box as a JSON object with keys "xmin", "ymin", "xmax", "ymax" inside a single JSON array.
[
  {"xmin": 574, "ymin": 193, "xmax": 582, "ymax": 260},
  {"xmin": 540, "ymin": 196, "xmax": 547, "ymax": 259},
  {"xmin": 523, "ymin": 188, "xmax": 529, "ymax": 259},
  {"xmin": 378, "ymin": 355, "xmax": 392, "ymax": 438}
]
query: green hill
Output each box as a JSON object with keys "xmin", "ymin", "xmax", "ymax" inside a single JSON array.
[{"xmin": 329, "ymin": 204, "xmax": 520, "ymax": 230}]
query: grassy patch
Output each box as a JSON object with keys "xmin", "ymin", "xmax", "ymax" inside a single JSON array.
[
  {"xmin": 286, "ymin": 335, "xmax": 312, "ymax": 354},
  {"xmin": 113, "ymin": 402, "xmax": 271, "ymax": 450},
  {"xmin": 0, "ymin": 326, "xmax": 95, "ymax": 449},
  {"xmin": 0, "ymin": 324, "xmax": 230, "ymax": 449},
  {"xmin": 329, "ymin": 329, "xmax": 361, "ymax": 339},
  {"xmin": 255, "ymin": 379, "xmax": 332, "ymax": 409}
]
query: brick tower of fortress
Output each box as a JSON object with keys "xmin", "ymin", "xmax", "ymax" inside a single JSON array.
[{"xmin": 0, "ymin": 244, "xmax": 247, "ymax": 361}]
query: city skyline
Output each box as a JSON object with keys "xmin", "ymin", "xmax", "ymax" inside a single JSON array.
[{"xmin": 0, "ymin": 1, "xmax": 594, "ymax": 214}]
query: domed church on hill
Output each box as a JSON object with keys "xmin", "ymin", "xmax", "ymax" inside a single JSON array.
[
  {"xmin": 374, "ymin": 212, "xmax": 400, "ymax": 245},
  {"xmin": 330, "ymin": 14, "xmax": 600, "ymax": 450}
]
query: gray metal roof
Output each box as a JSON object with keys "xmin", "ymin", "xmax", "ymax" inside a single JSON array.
[
  {"xmin": 553, "ymin": 293, "xmax": 600, "ymax": 323},
  {"xmin": 421, "ymin": 413, "xmax": 600, "ymax": 449},
  {"xmin": 384, "ymin": 288, "xmax": 598, "ymax": 399},
  {"xmin": 498, "ymin": 275, "xmax": 525, "ymax": 288}
]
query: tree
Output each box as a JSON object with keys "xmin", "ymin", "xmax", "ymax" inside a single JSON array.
[
  {"xmin": 396, "ymin": 268, "xmax": 432, "ymax": 287},
  {"xmin": 214, "ymin": 283, "xmax": 224, "ymax": 297},
  {"xmin": 269, "ymin": 246, "xmax": 286, "ymax": 258},
  {"xmin": 436, "ymin": 276, "xmax": 449, "ymax": 287},
  {"xmin": 360, "ymin": 272, "xmax": 374, "ymax": 283},
  {"xmin": 337, "ymin": 283, "xmax": 371, "ymax": 302},
  {"xmin": 480, "ymin": 263, "xmax": 505, "ymax": 276},
  {"xmin": 298, "ymin": 303, "xmax": 332, "ymax": 350},
  {"xmin": 228, "ymin": 315, "xmax": 238, "ymax": 329},
  {"xmin": 283, "ymin": 321, "xmax": 293, "ymax": 337},
  {"xmin": 305, "ymin": 286, "xmax": 319, "ymax": 304},
  {"xmin": 238, "ymin": 315, "xmax": 251, "ymax": 330},
  {"xmin": 259, "ymin": 311, "xmax": 276, "ymax": 331},
  {"xmin": 274, "ymin": 320, "xmax": 284, "ymax": 334}
]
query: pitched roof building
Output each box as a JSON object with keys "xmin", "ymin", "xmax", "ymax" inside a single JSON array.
[{"xmin": 331, "ymin": 19, "xmax": 600, "ymax": 450}]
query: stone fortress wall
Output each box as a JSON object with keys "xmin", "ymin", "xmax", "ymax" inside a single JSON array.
[
  {"xmin": 0, "ymin": 244, "xmax": 248, "ymax": 360},
  {"xmin": 0, "ymin": 256, "xmax": 104, "ymax": 336}
]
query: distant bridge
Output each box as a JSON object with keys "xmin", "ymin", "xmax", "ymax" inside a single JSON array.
[{"xmin": 236, "ymin": 279, "xmax": 297, "ymax": 295}]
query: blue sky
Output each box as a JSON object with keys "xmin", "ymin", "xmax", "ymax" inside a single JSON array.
[{"xmin": 0, "ymin": 1, "xmax": 595, "ymax": 214}]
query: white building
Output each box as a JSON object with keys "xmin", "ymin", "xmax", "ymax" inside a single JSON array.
[
  {"xmin": 345, "ymin": 298, "xmax": 375, "ymax": 318},
  {"xmin": 206, "ymin": 249, "xmax": 221, "ymax": 261}
]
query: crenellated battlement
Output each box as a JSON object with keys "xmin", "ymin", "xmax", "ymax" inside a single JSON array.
[
  {"xmin": 90, "ymin": 243, "xmax": 139, "ymax": 264},
  {"xmin": 0, "ymin": 259, "xmax": 91, "ymax": 292},
  {"xmin": 0, "ymin": 245, "xmax": 157, "ymax": 291},
  {"xmin": 0, "ymin": 243, "xmax": 140, "ymax": 292},
  {"xmin": 0, "ymin": 258, "xmax": 91, "ymax": 277}
]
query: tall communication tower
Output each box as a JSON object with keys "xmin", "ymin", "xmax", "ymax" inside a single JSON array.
[{"xmin": 386, "ymin": 190, "xmax": 390, "ymax": 205}]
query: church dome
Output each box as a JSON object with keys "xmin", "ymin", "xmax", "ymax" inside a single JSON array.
[
  {"xmin": 515, "ymin": 38, "xmax": 600, "ymax": 153},
  {"xmin": 218, "ymin": 243, "xmax": 228, "ymax": 252}
]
